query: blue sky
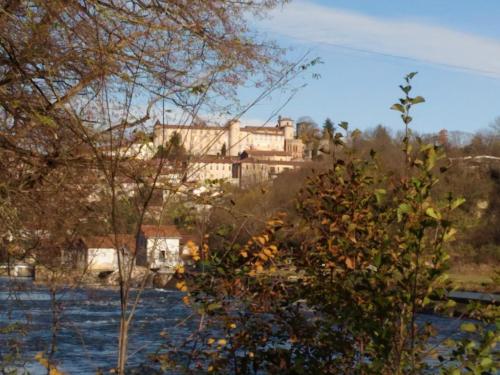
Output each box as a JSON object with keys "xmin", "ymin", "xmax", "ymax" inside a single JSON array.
[{"xmin": 237, "ymin": 0, "xmax": 500, "ymax": 134}]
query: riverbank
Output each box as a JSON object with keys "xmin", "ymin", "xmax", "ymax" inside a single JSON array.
[{"xmin": 448, "ymin": 264, "xmax": 499, "ymax": 293}]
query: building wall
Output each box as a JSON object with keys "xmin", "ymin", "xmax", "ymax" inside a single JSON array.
[
  {"xmin": 154, "ymin": 126, "xmax": 229, "ymax": 156},
  {"xmin": 240, "ymin": 130, "xmax": 285, "ymax": 153},
  {"xmin": 187, "ymin": 161, "xmax": 237, "ymax": 183},
  {"xmin": 154, "ymin": 122, "xmax": 291, "ymax": 157},
  {"xmin": 146, "ymin": 238, "xmax": 181, "ymax": 269},
  {"xmin": 239, "ymin": 161, "xmax": 299, "ymax": 187},
  {"xmin": 87, "ymin": 248, "xmax": 117, "ymax": 271},
  {"xmin": 285, "ymin": 139, "xmax": 304, "ymax": 160}
]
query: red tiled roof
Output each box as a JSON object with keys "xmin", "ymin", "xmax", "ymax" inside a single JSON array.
[
  {"xmin": 241, "ymin": 126, "xmax": 283, "ymax": 133},
  {"xmin": 154, "ymin": 123, "xmax": 285, "ymax": 134},
  {"xmin": 154, "ymin": 124, "xmax": 225, "ymax": 131},
  {"xmin": 140, "ymin": 224, "xmax": 181, "ymax": 238},
  {"xmin": 239, "ymin": 158, "xmax": 306, "ymax": 166},
  {"xmin": 243, "ymin": 149, "xmax": 291, "ymax": 157},
  {"xmin": 189, "ymin": 156, "xmax": 239, "ymax": 164}
]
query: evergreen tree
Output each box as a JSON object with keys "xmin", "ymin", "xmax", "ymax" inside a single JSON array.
[{"xmin": 323, "ymin": 118, "xmax": 334, "ymax": 139}]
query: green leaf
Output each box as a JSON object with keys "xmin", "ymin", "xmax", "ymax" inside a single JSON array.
[
  {"xmin": 402, "ymin": 115, "xmax": 413, "ymax": 124},
  {"xmin": 443, "ymin": 227, "xmax": 457, "ymax": 242},
  {"xmin": 411, "ymin": 96, "xmax": 425, "ymax": 104},
  {"xmin": 339, "ymin": 121, "xmax": 348, "ymax": 130},
  {"xmin": 424, "ymin": 146, "xmax": 437, "ymax": 171},
  {"xmin": 391, "ymin": 103, "xmax": 405, "ymax": 113},
  {"xmin": 399, "ymin": 85, "xmax": 411, "ymax": 94},
  {"xmin": 425, "ymin": 207, "xmax": 441, "ymax": 220},
  {"xmin": 406, "ymin": 72, "xmax": 418, "ymax": 80},
  {"xmin": 207, "ymin": 302, "xmax": 222, "ymax": 311},
  {"xmin": 374, "ymin": 189, "xmax": 386, "ymax": 205},
  {"xmin": 451, "ymin": 197, "xmax": 466, "ymax": 210},
  {"xmin": 480, "ymin": 357, "xmax": 493, "ymax": 368},
  {"xmin": 460, "ymin": 322, "xmax": 476, "ymax": 333},
  {"xmin": 397, "ymin": 203, "xmax": 411, "ymax": 222},
  {"xmin": 446, "ymin": 299, "xmax": 457, "ymax": 308}
]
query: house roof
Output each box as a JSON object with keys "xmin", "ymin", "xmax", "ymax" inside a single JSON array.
[
  {"xmin": 242, "ymin": 149, "xmax": 291, "ymax": 157},
  {"xmin": 238, "ymin": 158, "xmax": 307, "ymax": 166},
  {"xmin": 83, "ymin": 235, "xmax": 136, "ymax": 252},
  {"xmin": 241, "ymin": 126, "xmax": 283, "ymax": 134},
  {"xmin": 154, "ymin": 122, "xmax": 285, "ymax": 134},
  {"xmin": 189, "ymin": 155, "xmax": 239, "ymax": 164},
  {"xmin": 140, "ymin": 224, "xmax": 181, "ymax": 239}
]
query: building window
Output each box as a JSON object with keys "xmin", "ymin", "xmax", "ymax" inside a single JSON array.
[{"xmin": 232, "ymin": 164, "xmax": 239, "ymax": 178}]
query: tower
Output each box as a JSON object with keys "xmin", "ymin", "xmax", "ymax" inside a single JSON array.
[
  {"xmin": 278, "ymin": 116, "xmax": 295, "ymax": 140},
  {"xmin": 227, "ymin": 119, "xmax": 241, "ymax": 156}
]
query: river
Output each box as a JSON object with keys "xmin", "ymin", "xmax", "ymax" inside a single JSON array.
[{"xmin": 0, "ymin": 277, "xmax": 483, "ymax": 374}]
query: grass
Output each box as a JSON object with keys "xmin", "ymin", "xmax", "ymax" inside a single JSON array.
[{"xmin": 448, "ymin": 266, "xmax": 499, "ymax": 293}]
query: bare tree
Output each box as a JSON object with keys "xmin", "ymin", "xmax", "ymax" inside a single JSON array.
[{"xmin": 0, "ymin": 1, "xmax": 312, "ymax": 373}]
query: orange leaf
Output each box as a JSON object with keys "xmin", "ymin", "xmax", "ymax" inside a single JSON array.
[{"xmin": 345, "ymin": 257, "xmax": 355, "ymax": 270}]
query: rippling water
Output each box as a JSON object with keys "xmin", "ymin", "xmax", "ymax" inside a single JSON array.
[
  {"xmin": 0, "ymin": 277, "xmax": 478, "ymax": 374},
  {"xmin": 0, "ymin": 278, "xmax": 195, "ymax": 374}
]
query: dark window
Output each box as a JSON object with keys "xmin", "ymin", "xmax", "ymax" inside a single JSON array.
[{"xmin": 232, "ymin": 164, "xmax": 240, "ymax": 178}]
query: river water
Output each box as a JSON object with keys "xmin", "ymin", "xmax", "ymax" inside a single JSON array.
[{"xmin": 0, "ymin": 277, "xmax": 481, "ymax": 374}]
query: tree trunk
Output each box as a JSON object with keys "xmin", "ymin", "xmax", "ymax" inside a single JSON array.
[{"xmin": 117, "ymin": 317, "xmax": 129, "ymax": 374}]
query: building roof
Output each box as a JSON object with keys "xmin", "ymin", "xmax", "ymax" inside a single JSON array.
[
  {"xmin": 140, "ymin": 224, "xmax": 181, "ymax": 238},
  {"xmin": 190, "ymin": 155, "xmax": 239, "ymax": 164},
  {"xmin": 83, "ymin": 235, "xmax": 136, "ymax": 252},
  {"xmin": 242, "ymin": 149, "xmax": 291, "ymax": 157},
  {"xmin": 155, "ymin": 124, "xmax": 226, "ymax": 131},
  {"xmin": 154, "ymin": 123, "xmax": 285, "ymax": 134},
  {"xmin": 238, "ymin": 158, "xmax": 307, "ymax": 167},
  {"xmin": 241, "ymin": 126, "xmax": 284, "ymax": 134}
]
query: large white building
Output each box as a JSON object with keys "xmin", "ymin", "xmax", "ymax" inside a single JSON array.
[{"xmin": 153, "ymin": 117, "xmax": 304, "ymax": 160}]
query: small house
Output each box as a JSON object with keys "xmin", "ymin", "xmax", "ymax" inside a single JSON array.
[
  {"xmin": 136, "ymin": 225, "xmax": 182, "ymax": 270},
  {"xmin": 79, "ymin": 235, "xmax": 136, "ymax": 272}
]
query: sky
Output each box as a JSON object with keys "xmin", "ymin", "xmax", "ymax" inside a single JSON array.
[{"xmin": 237, "ymin": 0, "xmax": 500, "ymax": 135}]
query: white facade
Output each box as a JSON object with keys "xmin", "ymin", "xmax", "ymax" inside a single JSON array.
[
  {"xmin": 146, "ymin": 237, "xmax": 181, "ymax": 269},
  {"xmin": 87, "ymin": 248, "xmax": 118, "ymax": 271},
  {"xmin": 153, "ymin": 117, "xmax": 296, "ymax": 157},
  {"xmin": 187, "ymin": 158, "xmax": 238, "ymax": 183}
]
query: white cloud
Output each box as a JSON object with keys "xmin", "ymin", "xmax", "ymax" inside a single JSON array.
[{"xmin": 259, "ymin": 1, "xmax": 500, "ymax": 77}]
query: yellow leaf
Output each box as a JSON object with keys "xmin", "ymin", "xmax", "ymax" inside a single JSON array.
[
  {"xmin": 176, "ymin": 281, "xmax": 188, "ymax": 292},
  {"xmin": 263, "ymin": 248, "xmax": 273, "ymax": 257},
  {"xmin": 258, "ymin": 253, "xmax": 268, "ymax": 261}
]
